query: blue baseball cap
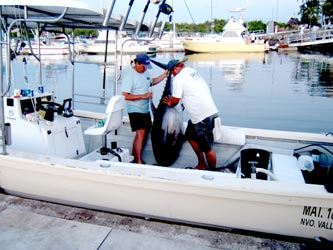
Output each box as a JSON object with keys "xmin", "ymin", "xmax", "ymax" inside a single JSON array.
[
  {"xmin": 136, "ymin": 53, "xmax": 152, "ymax": 69},
  {"xmin": 167, "ymin": 58, "xmax": 187, "ymax": 71}
]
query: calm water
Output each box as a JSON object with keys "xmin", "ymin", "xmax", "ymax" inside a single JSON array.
[{"xmin": 8, "ymin": 51, "xmax": 333, "ymax": 134}]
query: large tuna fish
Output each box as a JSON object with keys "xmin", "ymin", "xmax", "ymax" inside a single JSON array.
[{"xmin": 150, "ymin": 59, "xmax": 184, "ymax": 166}]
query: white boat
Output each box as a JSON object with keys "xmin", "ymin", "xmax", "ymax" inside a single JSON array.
[
  {"xmin": 76, "ymin": 30, "xmax": 157, "ymax": 55},
  {"xmin": 151, "ymin": 32, "xmax": 185, "ymax": 52},
  {"xmin": 182, "ymin": 18, "xmax": 266, "ymax": 53},
  {"xmin": 182, "ymin": 5, "xmax": 266, "ymax": 53},
  {"xmin": 1, "ymin": 1, "xmax": 333, "ymax": 242},
  {"xmin": 21, "ymin": 41, "xmax": 70, "ymax": 55},
  {"xmin": 20, "ymin": 32, "xmax": 73, "ymax": 55}
]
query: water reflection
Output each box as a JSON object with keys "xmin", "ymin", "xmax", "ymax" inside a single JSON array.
[
  {"xmin": 184, "ymin": 53, "xmax": 266, "ymax": 91},
  {"xmin": 181, "ymin": 52, "xmax": 333, "ymax": 133},
  {"xmin": 7, "ymin": 51, "xmax": 333, "ymax": 133},
  {"xmin": 290, "ymin": 53, "xmax": 333, "ymax": 98}
]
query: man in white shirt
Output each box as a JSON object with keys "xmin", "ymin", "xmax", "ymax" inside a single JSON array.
[{"xmin": 163, "ymin": 59, "xmax": 219, "ymax": 170}]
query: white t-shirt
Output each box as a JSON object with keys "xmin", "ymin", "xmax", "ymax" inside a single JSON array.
[{"xmin": 173, "ymin": 67, "xmax": 218, "ymax": 124}]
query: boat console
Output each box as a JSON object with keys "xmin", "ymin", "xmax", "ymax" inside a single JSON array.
[{"xmin": 4, "ymin": 92, "xmax": 86, "ymax": 158}]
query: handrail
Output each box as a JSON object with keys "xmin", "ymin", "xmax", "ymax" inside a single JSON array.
[
  {"xmin": 267, "ymin": 28, "xmax": 333, "ymax": 45},
  {"xmin": 120, "ymin": 36, "xmax": 158, "ymax": 65},
  {"xmin": 3, "ymin": 7, "xmax": 69, "ymax": 98}
]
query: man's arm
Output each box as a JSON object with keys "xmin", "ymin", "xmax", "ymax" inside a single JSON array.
[
  {"xmin": 122, "ymin": 92, "xmax": 152, "ymax": 101},
  {"xmin": 152, "ymin": 71, "xmax": 168, "ymax": 86}
]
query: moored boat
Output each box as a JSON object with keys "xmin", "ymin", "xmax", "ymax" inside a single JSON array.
[
  {"xmin": 21, "ymin": 41, "xmax": 71, "ymax": 55},
  {"xmin": 75, "ymin": 30, "xmax": 157, "ymax": 55},
  {"xmin": 20, "ymin": 32, "xmax": 74, "ymax": 55},
  {"xmin": 182, "ymin": 3, "xmax": 266, "ymax": 54},
  {"xmin": 182, "ymin": 17, "xmax": 266, "ymax": 53},
  {"xmin": 151, "ymin": 31, "xmax": 185, "ymax": 52},
  {"xmin": 0, "ymin": 0, "xmax": 333, "ymax": 242}
]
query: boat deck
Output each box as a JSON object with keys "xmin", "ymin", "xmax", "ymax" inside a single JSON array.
[{"xmin": 1, "ymin": 111, "xmax": 329, "ymax": 185}]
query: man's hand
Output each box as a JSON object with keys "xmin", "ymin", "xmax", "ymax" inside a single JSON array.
[
  {"xmin": 163, "ymin": 95, "xmax": 180, "ymax": 107},
  {"xmin": 163, "ymin": 95, "xmax": 172, "ymax": 106}
]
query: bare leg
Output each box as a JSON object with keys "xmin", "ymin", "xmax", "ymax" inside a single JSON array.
[
  {"xmin": 205, "ymin": 149, "xmax": 217, "ymax": 170},
  {"xmin": 188, "ymin": 139, "xmax": 208, "ymax": 170},
  {"xmin": 132, "ymin": 128, "xmax": 147, "ymax": 164}
]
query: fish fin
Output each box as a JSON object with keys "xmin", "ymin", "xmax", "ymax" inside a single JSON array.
[
  {"xmin": 150, "ymin": 100, "xmax": 156, "ymax": 115},
  {"xmin": 150, "ymin": 59, "xmax": 168, "ymax": 70}
]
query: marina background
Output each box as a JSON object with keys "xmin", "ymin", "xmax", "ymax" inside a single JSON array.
[
  {"xmin": 112, "ymin": 0, "xmax": 300, "ymax": 24},
  {"xmin": 1, "ymin": 2, "xmax": 333, "ymax": 246},
  {"xmin": 10, "ymin": 51, "xmax": 333, "ymax": 134}
]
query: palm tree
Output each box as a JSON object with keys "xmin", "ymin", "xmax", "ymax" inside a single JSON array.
[
  {"xmin": 299, "ymin": 0, "xmax": 321, "ymax": 26},
  {"xmin": 322, "ymin": 0, "xmax": 333, "ymax": 25}
]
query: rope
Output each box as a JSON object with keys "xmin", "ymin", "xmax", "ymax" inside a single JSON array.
[{"xmin": 183, "ymin": 0, "xmax": 196, "ymax": 25}]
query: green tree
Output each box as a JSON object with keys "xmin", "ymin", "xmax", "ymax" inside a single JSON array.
[
  {"xmin": 197, "ymin": 21, "xmax": 212, "ymax": 33},
  {"xmin": 175, "ymin": 22, "xmax": 198, "ymax": 32},
  {"xmin": 213, "ymin": 19, "xmax": 227, "ymax": 33},
  {"xmin": 247, "ymin": 20, "xmax": 266, "ymax": 32},
  {"xmin": 299, "ymin": 0, "xmax": 321, "ymax": 26},
  {"xmin": 322, "ymin": 0, "xmax": 333, "ymax": 24},
  {"xmin": 73, "ymin": 29, "xmax": 98, "ymax": 37}
]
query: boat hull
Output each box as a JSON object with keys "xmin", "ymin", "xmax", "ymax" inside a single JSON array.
[
  {"xmin": 0, "ymin": 151, "xmax": 332, "ymax": 241},
  {"xmin": 21, "ymin": 43, "xmax": 71, "ymax": 55},
  {"xmin": 182, "ymin": 40, "xmax": 266, "ymax": 53}
]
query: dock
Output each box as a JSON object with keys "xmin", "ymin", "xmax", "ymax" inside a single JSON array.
[
  {"xmin": 270, "ymin": 27, "xmax": 333, "ymax": 52},
  {"xmin": 0, "ymin": 193, "xmax": 320, "ymax": 250}
]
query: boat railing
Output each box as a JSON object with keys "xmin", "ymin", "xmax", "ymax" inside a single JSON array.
[
  {"xmin": 73, "ymin": 94, "xmax": 110, "ymax": 107},
  {"xmin": 267, "ymin": 27, "xmax": 333, "ymax": 45}
]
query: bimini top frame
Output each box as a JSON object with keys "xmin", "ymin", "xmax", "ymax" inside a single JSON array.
[
  {"xmin": 0, "ymin": 0, "xmax": 173, "ymax": 32},
  {"xmin": 0, "ymin": 0, "xmax": 136, "ymax": 30},
  {"xmin": 0, "ymin": 0, "xmax": 173, "ymax": 154}
]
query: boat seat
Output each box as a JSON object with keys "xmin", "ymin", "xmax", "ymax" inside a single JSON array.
[
  {"xmin": 213, "ymin": 118, "xmax": 246, "ymax": 146},
  {"xmin": 84, "ymin": 95, "xmax": 125, "ymax": 152},
  {"xmin": 182, "ymin": 118, "xmax": 246, "ymax": 146}
]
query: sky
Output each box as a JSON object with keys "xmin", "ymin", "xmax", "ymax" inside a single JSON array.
[{"xmin": 110, "ymin": 0, "xmax": 301, "ymax": 24}]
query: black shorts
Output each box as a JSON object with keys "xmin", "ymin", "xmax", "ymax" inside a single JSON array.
[
  {"xmin": 185, "ymin": 114, "xmax": 218, "ymax": 152},
  {"xmin": 128, "ymin": 112, "xmax": 152, "ymax": 132}
]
